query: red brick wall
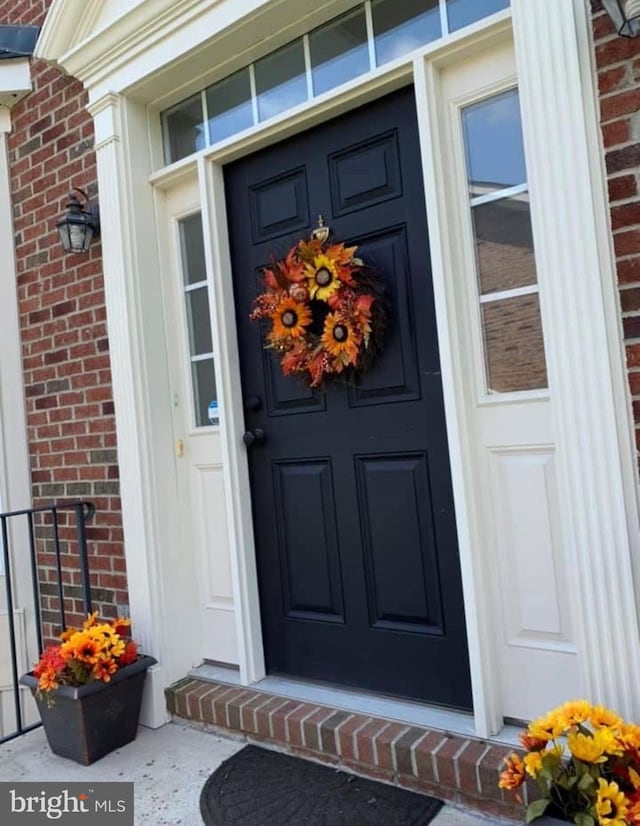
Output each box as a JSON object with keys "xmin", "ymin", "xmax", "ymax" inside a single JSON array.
[
  {"xmin": 591, "ymin": 1, "xmax": 640, "ymax": 457},
  {"xmin": 0, "ymin": 0, "xmax": 127, "ymax": 637}
]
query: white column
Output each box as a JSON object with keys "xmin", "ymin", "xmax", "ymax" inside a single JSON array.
[
  {"xmin": 512, "ymin": 0, "xmax": 640, "ymax": 718},
  {"xmin": 88, "ymin": 93, "xmax": 196, "ymax": 727},
  {"xmin": 0, "ymin": 106, "xmax": 39, "ymax": 701},
  {"xmin": 0, "ymin": 108, "xmax": 31, "ymax": 519}
]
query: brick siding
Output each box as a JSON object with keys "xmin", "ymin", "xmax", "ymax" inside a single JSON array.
[
  {"xmin": 0, "ymin": 0, "xmax": 127, "ymax": 638},
  {"xmin": 591, "ymin": 0, "xmax": 640, "ymax": 460}
]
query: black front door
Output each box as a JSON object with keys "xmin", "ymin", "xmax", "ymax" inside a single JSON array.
[{"xmin": 225, "ymin": 86, "xmax": 472, "ymax": 709}]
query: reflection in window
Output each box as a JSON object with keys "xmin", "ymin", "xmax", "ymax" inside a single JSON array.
[
  {"xmin": 178, "ymin": 214, "xmax": 218, "ymax": 427},
  {"xmin": 472, "ymin": 194, "xmax": 537, "ymax": 295},
  {"xmin": 255, "ymin": 40, "xmax": 308, "ymax": 122},
  {"xmin": 163, "ymin": 94, "xmax": 205, "ymax": 164},
  {"xmin": 206, "ymin": 68, "xmax": 254, "ymax": 144},
  {"xmin": 481, "ymin": 295, "xmax": 548, "ymax": 393},
  {"xmin": 461, "ymin": 88, "xmax": 547, "ymax": 394},
  {"xmin": 462, "ymin": 89, "xmax": 526, "ymax": 197},
  {"xmin": 310, "ymin": 8, "xmax": 370, "ymax": 96},
  {"xmin": 447, "ymin": 0, "xmax": 509, "ymax": 33},
  {"xmin": 372, "ymin": 0, "xmax": 441, "ymax": 66}
]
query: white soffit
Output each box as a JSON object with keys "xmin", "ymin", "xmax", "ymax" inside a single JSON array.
[{"xmin": 0, "ymin": 58, "xmax": 32, "ymax": 108}]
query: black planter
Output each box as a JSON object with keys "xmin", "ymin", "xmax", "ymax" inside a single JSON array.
[{"xmin": 20, "ymin": 654, "xmax": 157, "ymax": 765}]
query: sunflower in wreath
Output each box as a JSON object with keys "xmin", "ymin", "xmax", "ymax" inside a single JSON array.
[{"xmin": 250, "ymin": 232, "xmax": 385, "ymax": 388}]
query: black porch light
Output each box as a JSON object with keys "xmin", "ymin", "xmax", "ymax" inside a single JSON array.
[
  {"xmin": 600, "ymin": 0, "xmax": 640, "ymax": 36},
  {"xmin": 56, "ymin": 188, "xmax": 100, "ymax": 254}
]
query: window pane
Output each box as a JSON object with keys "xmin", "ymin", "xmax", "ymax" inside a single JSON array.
[
  {"xmin": 255, "ymin": 40, "xmax": 307, "ymax": 122},
  {"xmin": 206, "ymin": 68, "xmax": 253, "ymax": 144},
  {"xmin": 372, "ymin": 0, "xmax": 441, "ymax": 66},
  {"xmin": 192, "ymin": 359, "xmax": 217, "ymax": 427},
  {"xmin": 462, "ymin": 89, "xmax": 526, "ymax": 197},
  {"xmin": 472, "ymin": 194, "xmax": 537, "ymax": 295},
  {"xmin": 481, "ymin": 294, "xmax": 547, "ymax": 393},
  {"xmin": 310, "ymin": 8, "xmax": 369, "ymax": 96},
  {"xmin": 163, "ymin": 94, "xmax": 206, "ymax": 164},
  {"xmin": 447, "ymin": 0, "xmax": 509, "ymax": 32},
  {"xmin": 186, "ymin": 287, "xmax": 213, "ymax": 356},
  {"xmin": 179, "ymin": 214, "xmax": 206, "ymax": 286}
]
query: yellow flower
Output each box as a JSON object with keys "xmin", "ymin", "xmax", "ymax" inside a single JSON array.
[
  {"xmin": 523, "ymin": 751, "xmax": 543, "ymax": 778},
  {"xmin": 596, "ymin": 779, "xmax": 629, "ymax": 826},
  {"xmin": 306, "ymin": 253, "xmax": 340, "ymax": 301},
  {"xmin": 568, "ymin": 727, "xmax": 621, "ymax": 763},
  {"xmin": 528, "ymin": 709, "xmax": 566, "ymax": 741},
  {"xmin": 498, "ymin": 753, "xmax": 525, "ymax": 790},
  {"xmin": 616, "ymin": 723, "xmax": 640, "ymax": 754},
  {"xmin": 590, "ymin": 705, "xmax": 623, "ymax": 729},
  {"xmin": 558, "ymin": 699, "xmax": 592, "ymax": 728}
]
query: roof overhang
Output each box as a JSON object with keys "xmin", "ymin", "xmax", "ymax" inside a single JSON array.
[{"xmin": 0, "ymin": 58, "xmax": 32, "ymax": 108}]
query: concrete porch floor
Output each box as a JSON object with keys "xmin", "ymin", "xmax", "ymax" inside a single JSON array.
[{"xmin": 0, "ymin": 721, "xmax": 519, "ymax": 825}]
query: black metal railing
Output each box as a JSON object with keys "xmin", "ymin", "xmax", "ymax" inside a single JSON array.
[{"xmin": 0, "ymin": 501, "xmax": 95, "ymax": 744}]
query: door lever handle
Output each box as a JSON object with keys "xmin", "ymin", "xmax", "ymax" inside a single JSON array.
[{"xmin": 243, "ymin": 428, "xmax": 266, "ymax": 447}]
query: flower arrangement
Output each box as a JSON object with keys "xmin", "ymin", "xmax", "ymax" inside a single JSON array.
[
  {"xmin": 499, "ymin": 700, "xmax": 640, "ymax": 825},
  {"xmin": 249, "ymin": 236, "xmax": 385, "ymax": 388},
  {"xmin": 32, "ymin": 612, "xmax": 139, "ymax": 698}
]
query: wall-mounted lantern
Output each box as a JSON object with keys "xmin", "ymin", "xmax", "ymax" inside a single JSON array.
[
  {"xmin": 600, "ymin": 0, "xmax": 640, "ymax": 37},
  {"xmin": 56, "ymin": 188, "xmax": 100, "ymax": 254}
]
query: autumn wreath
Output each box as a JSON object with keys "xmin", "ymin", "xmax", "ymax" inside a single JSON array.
[{"xmin": 250, "ymin": 236, "xmax": 385, "ymax": 388}]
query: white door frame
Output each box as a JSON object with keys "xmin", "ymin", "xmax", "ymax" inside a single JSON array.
[{"xmin": 50, "ymin": 1, "xmax": 640, "ymax": 735}]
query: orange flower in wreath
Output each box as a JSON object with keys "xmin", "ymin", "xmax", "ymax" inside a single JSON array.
[
  {"xmin": 321, "ymin": 314, "xmax": 360, "ymax": 367},
  {"xmin": 269, "ymin": 295, "xmax": 312, "ymax": 343}
]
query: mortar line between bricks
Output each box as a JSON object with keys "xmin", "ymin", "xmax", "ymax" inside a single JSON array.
[
  {"xmin": 283, "ymin": 703, "xmax": 305, "ymax": 741},
  {"xmin": 452, "ymin": 739, "xmax": 470, "ymax": 788},
  {"xmin": 236, "ymin": 691, "xmax": 261, "ymax": 729},
  {"xmin": 197, "ymin": 685, "xmax": 221, "ymax": 720},
  {"xmin": 314, "ymin": 709, "xmax": 337, "ymax": 751},
  {"xmin": 267, "ymin": 698, "xmax": 291, "ymax": 739},
  {"xmin": 431, "ymin": 736, "xmax": 449, "ymax": 784},
  {"xmin": 352, "ymin": 717, "xmax": 374, "ymax": 762},
  {"xmin": 390, "ymin": 726, "xmax": 410, "ymax": 773},
  {"xmin": 295, "ymin": 706, "xmax": 321, "ymax": 747},
  {"xmin": 410, "ymin": 731, "xmax": 431, "ymax": 778},
  {"xmin": 225, "ymin": 691, "xmax": 251, "ymax": 728},
  {"xmin": 474, "ymin": 744, "xmax": 492, "ymax": 796},
  {"xmin": 250, "ymin": 694, "xmax": 276, "ymax": 731},
  {"xmin": 333, "ymin": 714, "xmax": 355, "ymax": 757},
  {"xmin": 371, "ymin": 722, "xmax": 390, "ymax": 766},
  {"xmin": 209, "ymin": 687, "xmax": 234, "ymax": 724}
]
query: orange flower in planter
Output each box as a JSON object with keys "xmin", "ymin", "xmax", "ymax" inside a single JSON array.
[{"xmin": 31, "ymin": 614, "xmax": 141, "ymax": 698}]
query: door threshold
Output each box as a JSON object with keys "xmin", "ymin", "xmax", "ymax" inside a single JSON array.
[{"xmin": 189, "ymin": 663, "xmax": 519, "ymax": 746}]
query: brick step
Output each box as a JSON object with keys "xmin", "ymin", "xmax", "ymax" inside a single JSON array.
[{"xmin": 166, "ymin": 677, "xmax": 523, "ymax": 821}]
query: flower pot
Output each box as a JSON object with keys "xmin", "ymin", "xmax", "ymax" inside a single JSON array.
[{"xmin": 20, "ymin": 654, "xmax": 157, "ymax": 765}]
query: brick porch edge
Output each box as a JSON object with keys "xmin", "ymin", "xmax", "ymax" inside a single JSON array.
[{"xmin": 166, "ymin": 678, "xmax": 526, "ymax": 821}]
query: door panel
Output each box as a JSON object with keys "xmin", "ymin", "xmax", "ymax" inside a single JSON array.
[{"xmin": 225, "ymin": 86, "xmax": 472, "ymax": 709}]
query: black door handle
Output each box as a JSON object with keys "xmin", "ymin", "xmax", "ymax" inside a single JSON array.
[{"xmin": 243, "ymin": 428, "xmax": 266, "ymax": 447}]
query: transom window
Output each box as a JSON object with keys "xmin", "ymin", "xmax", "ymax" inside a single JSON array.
[{"xmin": 162, "ymin": 0, "xmax": 510, "ymax": 164}]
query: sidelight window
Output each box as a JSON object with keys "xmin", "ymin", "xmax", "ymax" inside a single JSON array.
[
  {"xmin": 178, "ymin": 213, "xmax": 218, "ymax": 427},
  {"xmin": 461, "ymin": 88, "xmax": 548, "ymax": 394},
  {"xmin": 161, "ymin": 0, "xmax": 511, "ymax": 163}
]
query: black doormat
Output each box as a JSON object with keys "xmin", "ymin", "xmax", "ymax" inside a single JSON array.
[{"xmin": 200, "ymin": 745, "xmax": 443, "ymax": 825}]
